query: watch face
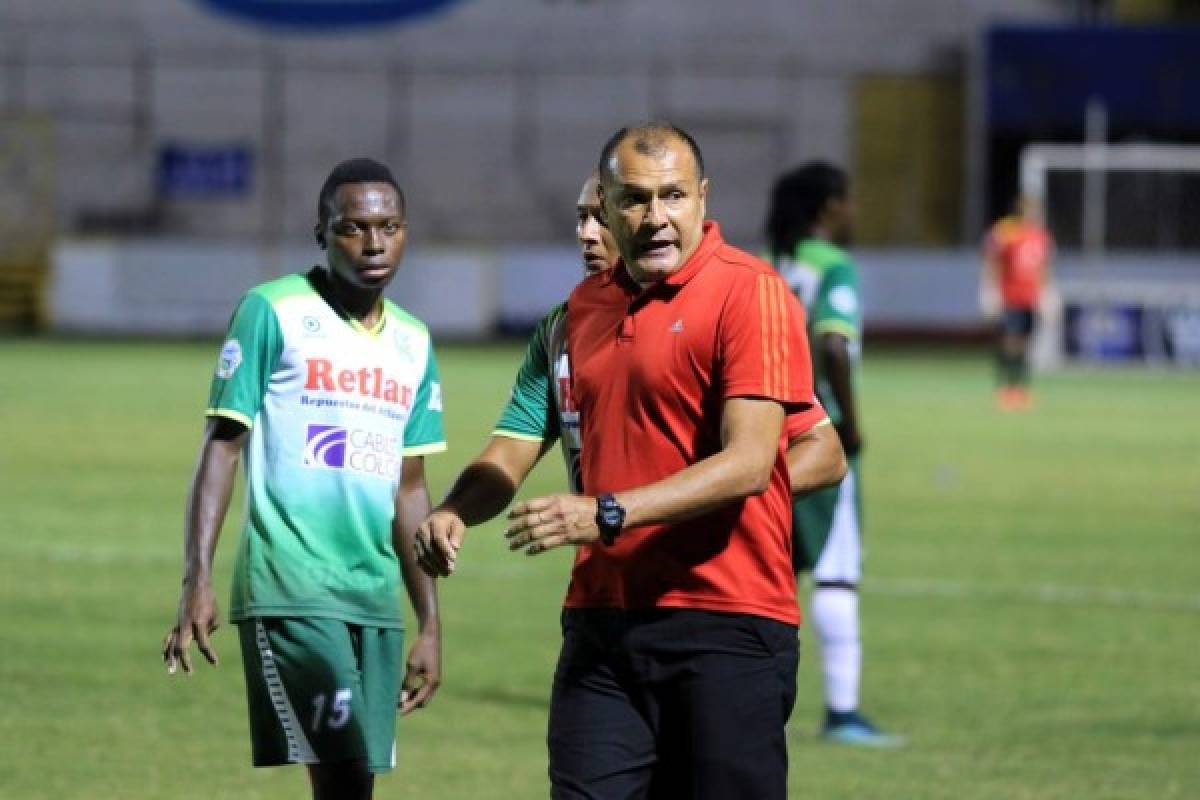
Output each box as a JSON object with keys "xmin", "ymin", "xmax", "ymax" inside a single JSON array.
[{"xmin": 597, "ymin": 496, "xmax": 623, "ymax": 532}]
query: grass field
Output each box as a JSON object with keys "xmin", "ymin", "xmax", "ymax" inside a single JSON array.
[{"xmin": 1, "ymin": 338, "xmax": 1197, "ymax": 799}]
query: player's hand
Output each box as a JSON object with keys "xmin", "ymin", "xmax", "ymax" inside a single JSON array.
[
  {"xmin": 163, "ymin": 580, "xmax": 220, "ymax": 675},
  {"xmin": 414, "ymin": 509, "xmax": 466, "ymax": 577},
  {"xmin": 835, "ymin": 423, "xmax": 863, "ymax": 457},
  {"xmin": 506, "ymin": 494, "xmax": 600, "ymax": 555},
  {"xmin": 400, "ymin": 627, "xmax": 441, "ymax": 716}
]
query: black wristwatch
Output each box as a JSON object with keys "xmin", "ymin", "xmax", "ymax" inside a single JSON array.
[{"xmin": 594, "ymin": 494, "xmax": 626, "ymax": 546}]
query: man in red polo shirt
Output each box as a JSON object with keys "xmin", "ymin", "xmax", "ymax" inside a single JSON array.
[{"xmin": 500, "ymin": 123, "xmax": 822, "ymax": 799}]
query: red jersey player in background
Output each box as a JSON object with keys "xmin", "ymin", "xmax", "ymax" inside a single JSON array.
[{"xmin": 980, "ymin": 194, "xmax": 1054, "ymax": 410}]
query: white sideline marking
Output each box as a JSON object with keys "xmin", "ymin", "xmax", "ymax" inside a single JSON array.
[{"xmin": 866, "ymin": 577, "xmax": 1200, "ymax": 612}]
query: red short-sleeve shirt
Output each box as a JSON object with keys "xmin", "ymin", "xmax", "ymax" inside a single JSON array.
[
  {"xmin": 564, "ymin": 222, "xmax": 818, "ymax": 625},
  {"xmin": 783, "ymin": 292, "xmax": 828, "ymax": 437},
  {"xmin": 986, "ymin": 218, "xmax": 1052, "ymax": 309}
]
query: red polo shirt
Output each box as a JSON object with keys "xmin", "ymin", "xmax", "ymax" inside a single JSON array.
[
  {"xmin": 564, "ymin": 222, "xmax": 818, "ymax": 625},
  {"xmin": 986, "ymin": 217, "xmax": 1052, "ymax": 309}
]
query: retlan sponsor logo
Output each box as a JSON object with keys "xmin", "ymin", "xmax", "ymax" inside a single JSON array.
[{"xmin": 304, "ymin": 358, "xmax": 413, "ymax": 407}]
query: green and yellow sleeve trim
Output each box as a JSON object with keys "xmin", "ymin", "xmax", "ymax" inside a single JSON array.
[
  {"xmin": 402, "ymin": 441, "xmax": 448, "ymax": 456},
  {"xmin": 492, "ymin": 429, "xmax": 545, "ymax": 443},
  {"xmin": 205, "ymin": 408, "xmax": 254, "ymax": 429},
  {"xmin": 812, "ymin": 320, "xmax": 859, "ymax": 340}
]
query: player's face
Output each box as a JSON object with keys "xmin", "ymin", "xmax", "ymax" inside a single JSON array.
[
  {"xmin": 600, "ymin": 137, "xmax": 708, "ymax": 285},
  {"xmin": 829, "ymin": 194, "xmax": 856, "ymax": 247},
  {"xmin": 319, "ymin": 182, "xmax": 406, "ymax": 290},
  {"xmin": 576, "ymin": 176, "xmax": 617, "ymax": 275}
]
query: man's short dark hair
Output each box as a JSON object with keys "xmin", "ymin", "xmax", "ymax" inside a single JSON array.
[
  {"xmin": 765, "ymin": 161, "xmax": 848, "ymax": 259},
  {"xmin": 597, "ymin": 123, "xmax": 705, "ymax": 185},
  {"xmin": 317, "ymin": 158, "xmax": 405, "ymax": 225}
]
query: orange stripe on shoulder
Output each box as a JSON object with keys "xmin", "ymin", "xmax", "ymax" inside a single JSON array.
[
  {"xmin": 757, "ymin": 274, "xmax": 791, "ymax": 396},
  {"xmin": 767, "ymin": 276, "xmax": 782, "ymax": 396},
  {"xmin": 774, "ymin": 278, "xmax": 790, "ymax": 398},
  {"xmin": 758, "ymin": 276, "xmax": 772, "ymax": 394}
]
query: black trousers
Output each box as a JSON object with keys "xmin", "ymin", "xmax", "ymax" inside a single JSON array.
[
  {"xmin": 1001, "ymin": 307, "xmax": 1038, "ymax": 338},
  {"xmin": 548, "ymin": 608, "xmax": 799, "ymax": 800}
]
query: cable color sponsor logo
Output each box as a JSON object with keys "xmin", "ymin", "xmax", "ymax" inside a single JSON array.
[
  {"xmin": 304, "ymin": 425, "xmax": 348, "ymax": 468},
  {"xmin": 303, "ymin": 424, "xmax": 401, "ymax": 480}
]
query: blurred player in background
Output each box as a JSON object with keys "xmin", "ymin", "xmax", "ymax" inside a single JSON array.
[
  {"xmin": 980, "ymin": 194, "xmax": 1054, "ymax": 410},
  {"xmin": 767, "ymin": 161, "xmax": 903, "ymax": 747},
  {"xmin": 162, "ymin": 158, "xmax": 446, "ymax": 800}
]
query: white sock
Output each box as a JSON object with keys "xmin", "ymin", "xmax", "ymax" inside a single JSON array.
[{"xmin": 812, "ymin": 586, "xmax": 861, "ymax": 713}]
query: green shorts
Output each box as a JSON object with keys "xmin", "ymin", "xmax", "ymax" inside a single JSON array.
[
  {"xmin": 237, "ymin": 617, "xmax": 403, "ymax": 774},
  {"xmin": 792, "ymin": 455, "xmax": 862, "ymax": 581}
]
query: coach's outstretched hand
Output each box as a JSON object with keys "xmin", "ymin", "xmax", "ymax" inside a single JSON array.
[
  {"xmin": 163, "ymin": 580, "xmax": 220, "ymax": 675},
  {"xmin": 415, "ymin": 509, "xmax": 466, "ymax": 577},
  {"xmin": 506, "ymin": 494, "xmax": 601, "ymax": 555}
]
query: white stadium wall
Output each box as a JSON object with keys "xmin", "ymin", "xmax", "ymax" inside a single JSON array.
[
  {"xmin": 48, "ymin": 239, "xmax": 500, "ymax": 337},
  {"xmin": 50, "ymin": 236, "xmax": 1200, "ymax": 370},
  {"xmin": 0, "ymin": 0, "xmax": 1061, "ymax": 245},
  {"xmin": 24, "ymin": 0, "xmax": 1199, "ymax": 365}
]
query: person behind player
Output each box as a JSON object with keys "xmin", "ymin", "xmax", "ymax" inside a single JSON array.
[
  {"xmin": 576, "ymin": 171, "xmax": 616, "ymax": 280},
  {"xmin": 767, "ymin": 161, "xmax": 903, "ymax": 747},
  {"xmin": 407, "ymin": 171, "xmax": 616, "ymax": 558},
  {"xmin": 980, "ymin": 194, "xmax": 1054, "ymax": 410},
  {"xmin": 161, "ymin": 158, "xmax": 446, "ymax": 800}
]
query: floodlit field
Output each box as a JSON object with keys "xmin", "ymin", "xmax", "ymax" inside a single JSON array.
[{"xmin": 1, "ymin": 339, "xmax": 1197, "ymax": 799}]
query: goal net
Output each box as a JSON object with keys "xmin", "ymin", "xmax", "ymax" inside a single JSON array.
[{"xmin": 1019, "ymin": 143, "xmax": 1200, "ymax": 367}]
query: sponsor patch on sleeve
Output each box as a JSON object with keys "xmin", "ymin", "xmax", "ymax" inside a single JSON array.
[
  {"xmin": 216, "ymin": 338, "xmax": 243, "ymax": 379},
  {"xmin": 428, "ymin": 382, "xmax": 443, "ymax": 412},
  {"xmin": 828, "ymin": 286, "xmax": 859, "ymax": 315}
]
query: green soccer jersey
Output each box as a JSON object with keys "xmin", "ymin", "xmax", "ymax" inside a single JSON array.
[
  {"xmin": 206, "ymin": 269, "xmax": 446, "ymax": 630},
  {"xmin": 493, "ymin": 303, "xmax": 581, "ymax": 491},
  {"xmin": 775, "ymin": 239, "xmax": 861, "ymax": 425}
]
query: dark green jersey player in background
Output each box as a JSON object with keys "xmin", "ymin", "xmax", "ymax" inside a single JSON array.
[
  {"xmin": 163, "ymin": 159, "xmax": 446, "ymax": 800},
  {"xmin": 767, "ymin": 161, "xmax": 902, "ymax": 747},
  {"xmin": 411, "ymin": 173, "xmax": 615, "ymax": 575}
]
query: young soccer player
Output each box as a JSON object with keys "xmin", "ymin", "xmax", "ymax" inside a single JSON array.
[
  {"xmin": 162, "ymin": 158, "xmax": 446, "ymax": 800},
  {"xmin": 767, "ymin": 161, "xmax": 903, "ymax": 747}
]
